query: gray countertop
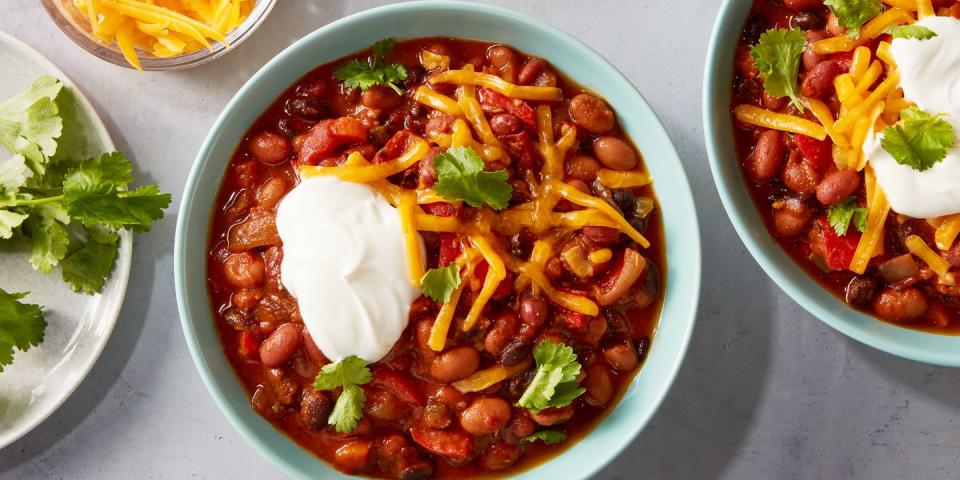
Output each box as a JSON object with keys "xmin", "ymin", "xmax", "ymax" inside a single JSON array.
[{"xmin": 2, "ymin": 0, "xmax": 959, "ymax": 479}]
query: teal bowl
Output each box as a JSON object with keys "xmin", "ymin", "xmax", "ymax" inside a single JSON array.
[
  {"xmin": 704, "ymin": 0, "xmax": 960, "ymax": 366},
  {"xmin": 175, "ymin": 1, "xmax": 702, "ymax": 477}
]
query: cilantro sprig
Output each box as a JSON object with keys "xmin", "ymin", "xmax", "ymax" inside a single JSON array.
[
  {"xmin": 0, "ymin": 289, "xmax": 45, "ymax": 372},
  {"xmin": 750, "ymin": 28, "xmax": 806, "ymax": 111},
  {"xmin": 0, "ymin": 77, "xmax": 63, "ymax": 175},
  {"xmin": 885, "ymin": 25, "xmax": 937, "ymax": 40},
  {"xmin": 420, "ymin": 263, "xmax": 461, "ymax": 303},
  {"xmin": 881, "ymin": 108, "xmax": 956, "ymax": 172},
  {"xmin": 334, "ymin": 38, "xmax": 408, "ymax": 95},
  {"xmin": 519, "ymin": 430, "xmax": 567, "ymax": 445},
  {"xmin": 827, "ymin": 196, "xmax": 868, "ymax": 236},
  {"xmin": 824, "ymin": 0, "xmax": 883, "ymax": 39},
  {"xmin": 516, "ymin": 340, "xmax": 585, "ymax": 412},
  {"xmin": 313, "ymin": 356, "xmax": 372, "ymax": 433},
  {"xmin": 433, "ymin": 146, "xmax": 513, "ymax": 210}
]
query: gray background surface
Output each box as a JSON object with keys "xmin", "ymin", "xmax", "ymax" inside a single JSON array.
[{"xmin": 2, "ymin": 0, "xmax": 959, "ymax": 479}]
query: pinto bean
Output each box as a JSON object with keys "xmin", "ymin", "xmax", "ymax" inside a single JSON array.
[
  {"xmin": 518, "ymin": 58, "xmax": 547, "ymax": 85},
  {"xmin": 603, "ymin": 341, "xmax": 639, "ymax": 371},
  {"xmin": 781, "ymin": 152, "xmax": 821, "ymax": 195},
  {"xmin": 249, "ymin": 131, "xmax": 291, "ymax": 165},
  {"xmin": 508, "ymin": 413, "xmax": 536, "ymax": 438},
  {"xmin": 489, "ymin": 113, "xmax": 521, "ymax": 136},
  {"xmin": 480, "ymin": 442, "xmax": 521, "ymax": 471},
  {"xmin": 873, "ymin": 287, "xmax": 928, "ymax": 323},
  {"xmin": 816, "ymin": 170, "xmax": 861, "ymax": 206},
  {"xmin": 568, "ymin": 94, "xmax": 616, "ymax": 134},
  {"xmin": 583, "ymin": 363, "xmax": 613, "ymax": 407},
  {"xmin": 365, "ymin": 387, "xmax": 405, "ymax": 421},
  {"xmin": 747, "ymin": 130, "xmax": 784, "ymax": 182},
  {"xmin": 460, "ymin": 397, "xmax": 512, "ymax": 435},
  {"xmin": 593, "ymin": 136, "xmax": 638, "ymax": 170},
  {"xmin": 487, "ymin": 45, "xmax": 519, "ymax": 83},
  {"xmin": 223, "ymin": 252, "xmax": 265, "ymax": 288},
  {"xmin": 596, "ymin": 248, "xmax": 647, "ymax": 306},
  {"xmin": 361, "ymin": 86, "xmax": 400, "ymax": 110},
  {"xmin": 566, "ymin": 155, "xmax": 601, "ymax": 182},
  {"xmin": 259, "ymin": 323, "xmax": 303, "ymax": 367},
  {"xmin": 773, "ymin": 197, "xmax": 813, "ymax": 239},
  {"xmin": 430, "ymin": 346, "xmax": 480, "ymax": 382},
  {"xmin": 802, "ymin": 59, "xmax": 844, "ymax": 99},
  {"xmin": 300, "ymin": 389, "xmax": 332, "ymax": 431},
  {"xmin": 530, "ymin": 405, "xmax": 574, "ymax": 426},
  {"xmin": 484, "ymin": 311, "xmax": 518, "ymax": 357},
  {"xmin": 803, "ymin": 31, "xmax": 827, "ymax": 71}
]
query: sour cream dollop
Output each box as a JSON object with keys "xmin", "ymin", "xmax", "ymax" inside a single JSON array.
[
  {"xmin": 866, "ymin": 16, "xmax": 960, "ymax": 219},
  {"xmin": 275, "ymin": 175, "xmax": 422, "ymax": 363}
]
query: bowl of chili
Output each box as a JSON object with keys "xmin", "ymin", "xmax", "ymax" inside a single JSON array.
[
  {"xmin": 704, "ymin": 0, "xmax": 960, "ymax": 366},
  {"xmin": 176, "ymin": 1, "xmax": 701, "ymax": 478}
]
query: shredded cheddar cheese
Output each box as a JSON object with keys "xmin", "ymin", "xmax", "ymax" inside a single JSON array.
[
  {"xmin": 430, "ymin": 69, "xmax": 563, "ymax": 101},
  {"xmin": 936, "ymin": 215, "xmax": 960, "ymax": 251},
  {"xmin": 733, "ymin": 105, "xmax": 828, "ymax": 140},
  {"xmin": 73, "ymin": 0, "xmax": 249, "ymax": 70}
]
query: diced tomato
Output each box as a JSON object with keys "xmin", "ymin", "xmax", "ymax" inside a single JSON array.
[
  {"xmin": 555, "ymin": 307, "xmax": 590, "ymax": 331},
  {"xmin": 297, "ymin": 117, "xmax": 370, "ymax": 165},
  {"xmin": 795, "ymin": 134, "xmax": 834, "ymax": 173},
  {"xmin": 500, "ymin": 131, "xmax": 536, "ymax": 169},
  {"xmin": 370, "ymin": 368, "xmax": 425, "ymax": 406},
  {"xmin": 373, "ymin": 130, "xmax": 411, "ymax": 164},
  {"xmin": 421, "ymin": 202, "xmax": 458, "ymax": 217},
  {"xmin": 478, "ymin": 87, "xmax": 536, "ymax": 129},
  {"xmin": 409, "ymin": 427, "xmax": 475, "ymax": 464},
  {"xmin": 239, "ymin": 331, "xmax": 260, "ymax": 359},
  {"xmin": 438, "ymin": 233, "xmax": 462, "ymax": 266},
  {"xmin": 818, "ymin": 216, "xmax": 860, "ymax": 270}
]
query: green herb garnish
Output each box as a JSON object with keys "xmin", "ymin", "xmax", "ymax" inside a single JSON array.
[
  {"xmin": 334, "ymin": 38, "xmax": 408, "ymax": 94},
  {"xmin": 750, "ymin": 28, "xmax": 807, "ymax": 111},
  {"xmin": 885, "ymin": 25, "xmax": 938, "ymax": 40},
  {"xmin": 519, "ymin": 430, "xmax": 567, "ymax": 445},
  {"xmin": 433, "ymin": 146, "xmax": 512, "ymax": 210},
  {"xmin": 313, "ymin": 356, "xmax": 372, "ymax": 433},
  {"xmin": 827, "ymin": 196, "xmax": 868, "ymax": 236},
  {"xmin": 420, "ymin": 263, "xmax": 461, "ymax": 303},
  {"xmin": 516, "ymin": 340, "xmax": 585, "ymax": 412},
  {"xmin": 824, "ymin": 0, "xmax": 883, "ymax": 39},
  {"xmin": 0, "ymin": 289, "xmax": 45, "ymax": 372},
  {"xmin": 881, "ymin": 108, "xmax": 956, "ymax": 172}
]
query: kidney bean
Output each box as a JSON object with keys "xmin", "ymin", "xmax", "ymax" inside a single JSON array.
[
  {"xmin": 816, "ymin": 169, "xmax": 861, "ymax": 206},
  {"xmin": 566, "ymin": 155, "xmax": 601, "ymax": 182},
  {"xmin": 761, "ymin": 91, "xmax": 787, "ymax": 111},
  {"xmin": 784, "ymin": 0, "xmax": 824, "ymax": 10},
  {"xmin": 603, "ymin": 341, "xmax": 639, "ymax": 371},
  {"xmin": 747, "ymin": 130, "xmax": 784, "ymax": 182},
  {"xmin": 300, "ymin": 389, "xmax": 332, "ymax": 431},
  {"xmin": 249, "ymin": 131, "xmax": 291, "ymax": 165},
  {"xmin": 223, "ymin": 252, "xmax": 265, "ymax": 288},
  {"xmin": 518, "ymin": 58, "xmax": 547, "ymax": 85},
  {"xmin": 259, "ymin": 323, "xmax": 303, "ymax": 367},
  {"xmin": 484, "ymin": 311, "xmax": 518, "ymax": 357},
  {"xmin": 530, "ymin": 405, "xmax": 574, "ymax": 426},
  {"xmin": 583, "ymin": 363, "xmax": 613, "ymax": 407},
  {"xmin": 519, "ymin": 291, "xmax": 549, "ymax": 329},
  {"xmin": 430, "ymin": 346, "xmax": 480, "ymax": 382},
  {"xmin": 487, "ymin": 45, "xmax": 519, "ymax": 83},
  {"xmin": 773, "ymin": 197, "xmax": 814, "ymax": 239},
  {"xmin": 874, "ymin": 287, "xmax": 928, "ymax": 323},
  {"xmin": 846, "ymin": 275, "xmax": 880, "ymax": 307},
  {"xmin": 781, "ymin": 152, "xmax": 821, "ymax": 195},
  {"xmin": 593, "ymin": 136, "xmax": 638, "ymax": 170},
  {"xmin": 480, "ymin": 441, "xmax": 521, "ymax": 471},
  {"xmin": 801, "ymin": 59, "xmax": 844, "ymax": 99},
  {"xmin": 803, "ymin": 31, "xmax": 828, "ymax": 71},
  {"xmin": 544, "ymin": 256, "xmax": 564, "ymax": 280},
  {"xmin": 361, "ymin": 86, "xmax": 401, "ymax": 110},
  {"xmin": 568, "ymin": 94, "xmax": 615, "ymax": 134},
  {"xmin": 334, "ymin": 440, "xmax": 373, "ymax": 473},
  {"xmin": 489, "ymin": 113, "xmax": 522, "ymax": 136},
  {"xmin": 460, "ymin": 397, "xmax": 512, "ymax": 435}
]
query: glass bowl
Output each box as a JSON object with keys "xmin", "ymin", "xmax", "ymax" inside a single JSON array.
[{"xmin": 40, "ymin": 0, "xmax": 276, "ymax": 71}]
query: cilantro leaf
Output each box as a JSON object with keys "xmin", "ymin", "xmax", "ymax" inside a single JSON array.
[
  {"xmin": 0, "ymin": 155, "xmax": 28, "ymax": 195},
  {"xmin": 0, "ymin": 76, "xmax": 64, "ymax": 174},
  {"xmin": 0, "ymin": 289, "xmax": 46, "ymax": 373},
  {"xmin": 824, "ymin": 0, "xmax": 883, "ymax": 39},
  {"xmin": 885, "ymin": 25, "xmax": 937, "ymax": 40},
  {"xmin": 517, "ymin": 340, "xmax": 585, "ymax": 412},
  {"xmin": 520, "ymin": 430, "xmax": 567, "ymax": 445},
  {"xmin": 24, "ymin": 204, "xmax": 70, "ymax": 273},
  {"xmin": 826, "ymin": 196, "xmax": 868, "ymax": 236},
  {"xmin": 313, "ymin": 356, "xmax": 372, "ymax": 433},
  {"xmin": 420, "ymin": 263, "xmax": 461, "ymax": 303},
  {"xmin": 750, "ymin": 28, "xmax": 806, "ymax": 111},
  {"xmin": 881, "ymin": 108, "xmax": 956, "ymax": 172},
  {"xmin": 433, "ymin": 146, "xmax": 513, "ymax": 210},
  {"xmin": 0, "ymin": 209, "xmax": 28, "ymax": 239},
  {"xmin": 334, "ymin": 38, "xmax": 408, "ymax": 95},
  {"xmin": 61, "ymin": 227, "xmax": 119, "ymax": 294}
]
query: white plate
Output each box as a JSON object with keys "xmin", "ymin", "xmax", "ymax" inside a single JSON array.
[{"xmin": 0, "ymin": 31, "xmax": 132, "ymax": 448}]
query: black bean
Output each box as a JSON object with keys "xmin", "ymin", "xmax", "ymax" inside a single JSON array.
[
  {"xmin": 369, "ymin": 125, "xmax": 391, "ymax": 147},
  {"xmin": 300, "ymin": 389, "xmax": 332, "ymax": 431},
  {"xmin": 636, "ymin": 337, "xmax": 650, "ymax": 363},
  {"xmin": 222, "ymin": 307, "xmax": 252, "ymax": 331},
  {"xmin": 286, "ymin": 97, "xmax": 330, "ymax": 121},
  {"xmin": 742, "ymin": 15, "xmax": 768, "ymax": 44},
  {"xmin": 499, "ymin": 340, "xmax": 531, "ymax": 367},
  {"xmin": 612, "ymin": 189, "xmax": 636, "ymax": 214},
  {"xmin": 507, "ymin": 368, "xmax": 536, "ymax": 398},
  {"xmin": 589, "ymin": 179, "xmax": 624, "ymax": 216},
  {"xmin": 404, "ymin": 66, "xmax": 426, "ymax": 89},
  {"xmin": 790, "ymin": 11, "xmax": 824, "ymax": 30},
  {"xmin": 629, "ymin": 216, "xmax": 649, "ymax": 236},
  {"xmin": 845, "ymin": 276, "xmax": 880, "ymax": 307}
]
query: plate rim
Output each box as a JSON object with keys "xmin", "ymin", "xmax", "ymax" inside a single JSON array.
[{"xmin": 0, "ymin": 30, "xmax": 134, "ymax": 449}]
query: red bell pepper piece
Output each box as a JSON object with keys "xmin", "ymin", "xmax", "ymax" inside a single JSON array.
[
  {"xmin": 438, "ymin": 233, "xmax": 462, "ymax": 267},
  {"xmin": 409, "ymin": 427, "xmax": 475, "ymax": 464},
  {"xmin": 297, "ymin": 117, "xmax": 369, "ymax": 166},
  {"xmin": 421, "ymin": 202, "xmax": 458, "ymax": 218},
  {"xmin": 371, "ymin": 368, "xmax": 424, "ymax": 406},
  {"xmin": 795, "ymin": 134, "xmax": 834, "ymax": 173},
  {"xmin": 238, "ymin": 331, "xmax": 260, "ymax": 359},
  {"xmin": 818, "ymin": 216, "xmax": 860, "ymax": 270},
  {"xmin": 478, "ymin": 87, "xmax": 536, "ymax": 129}
]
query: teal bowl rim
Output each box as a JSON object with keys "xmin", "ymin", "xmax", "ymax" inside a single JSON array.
[
  {"xmin": 703, "ymin": 0, "xmax": 960, "ymax": 367},
  {"xmin": 174, "ymin": 1, "xmax": 703, "ymax": 478}
]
